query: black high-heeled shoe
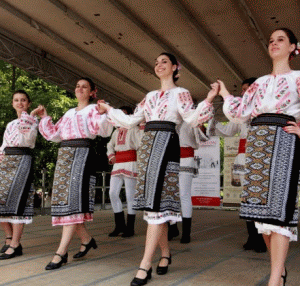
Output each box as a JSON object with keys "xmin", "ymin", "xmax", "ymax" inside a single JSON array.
[
  {"xmin": 130, "ymin": 267, "xmax": 152, "ymax": 286},
  {"xmin": 0, "ymin": 237, "xmax": 12, "ymax": 253},
  {"xmin": 281, "ymin": 267, "xmax": 288, "ymax": 286},
  {"xmin": 156, "ymin": 254, "xmax": 172, "ymax": 275},
  {"xmin": 0, "ymin": 244, "xmax": 22, "ymax": 260},
  {"xmin": 45, "ymin": 253, "xmax": 68, "ymax": 270},
  {"xmin": 73, "ymin": 238, "xmax": 97, "ymax": 258}
]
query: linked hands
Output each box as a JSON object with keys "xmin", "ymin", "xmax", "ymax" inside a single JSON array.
[
  {"xmin": 206, "ymin": 80, "xmax": 230, "ymax": 102},
  {"xmin": 30, "ymin": 105, "xmax": 47, "ymax": 118},
  {"xmin": 97, "ymin": 100, "xmax": 111, "ymax": 115},
  {"xmin": 206, "ymin": 82, "xmax": 220, "ymax": 103}
]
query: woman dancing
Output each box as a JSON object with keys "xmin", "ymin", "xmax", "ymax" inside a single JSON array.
[
  {"xmin": 0, "ymin": 90, "xmax": 38, "ymax": 260},
  {"xmin": 218, "ymin": 28, "xmax": 300, "ymax": 286},
  {"xmin": 33, "ymin": 78, "xmax": 112, "ymax": 270},
  {"xmin": 98, "ymin": 52, "xmax": 219, "ymax": 286}
]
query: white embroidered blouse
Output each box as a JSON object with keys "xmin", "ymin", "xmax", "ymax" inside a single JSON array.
[
  {"xmin": 0, "ymin": 112, "xmax": 38, "ymax": 162},
  {"xmin": 39, "ymin": 104, "xmax": 113, "ymax": 142},
  {"xmin": 223, "ymin": 71, "xmax": 300, "ymax": 123},
  {"xmin": 107, "ymin": 126, "xmax": 143, "ymax": 178},
  {"xmin": 108, "ymin": 87, "xmax": 214, "ymax": 128}
]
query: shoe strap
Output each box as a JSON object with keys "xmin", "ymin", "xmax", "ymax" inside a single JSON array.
[
  {"xmin": 8, "ymin": 245, "xmax": 18, "ymax": 250},
  {"xmin": 81, "ymin": 238, "xmax": 93, "ymax": 246},
  {"xmin": 5, "ymin": 237, "xmax": 12, "ymax": 241},
  {"xmin": 138, "ymin": 267, "xmax": 149, "ymax": 273},
  {"xmin": 55, "ymin": 253, "xmax": 66, "ymax": 258},
  {"xmin": 160, "ymin": 256, "xmax": 171, "ymax": 262}
]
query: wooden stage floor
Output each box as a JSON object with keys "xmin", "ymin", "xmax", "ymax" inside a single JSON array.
[{"xmin": 0, "ymin": 209, "xmax": 299, "ymax": 285}]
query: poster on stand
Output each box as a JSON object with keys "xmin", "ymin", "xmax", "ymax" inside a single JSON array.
[
  {"xmin": 223, "ymin": 137, "xmax": 243, "ymax": 205},
  {"xmin": 191, "ymin": 136, "xmax": 220, "ymax": 206}
]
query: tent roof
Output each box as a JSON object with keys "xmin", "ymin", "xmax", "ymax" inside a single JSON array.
[{"xmin": 0, "ymin": 0, "xmax": 299, "ymax": 120}]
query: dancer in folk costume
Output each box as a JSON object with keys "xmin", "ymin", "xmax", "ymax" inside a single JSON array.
[
  {"xmin": 207, "ymin": 78, "xmax": 266, "ymax": 253},
  {"xmin": 33, "ymin": 78, "xmax": 112, "ymax": 270},
  {"xmin": 217, "ymin": 28, "xmax": 300, "ymax": 286},
  {"xmin": 107, "ymin": 106, "xmax": 144, "ymax": 238},
  {"xmin": 177, "ymin": 122, "xmax": 209, "ymax": 244},
  {"xmin": 0, "ymin": 90, "xmax": 38, "ymax": 260},
  {"xmin": 98, "ymin": 52, "xmax": 218, "ymax": 286}
]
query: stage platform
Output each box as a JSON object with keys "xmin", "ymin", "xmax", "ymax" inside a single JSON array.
[{"xmin": 0, "ymin": 209, "xmax": 299, "ymax": 286}]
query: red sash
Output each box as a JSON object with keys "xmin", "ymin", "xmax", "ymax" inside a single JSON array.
[
  {"xmin": 238, "ymin": 138, "xmax": 247, "ymax": 154},
  {"xmin": 180, "ymin": 147, "xmax": 194, "ymax": 158},
  {"xmin": 115, "ymin": 150, "xmax": 137, "ymax": 163}
]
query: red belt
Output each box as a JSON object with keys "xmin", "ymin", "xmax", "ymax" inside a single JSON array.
[
  {"xmin": 115, "ymin": 150, "xmax": 137, "ymax": 163},
  {"xmin": 238, "ymin": 138, "xmax": 247, "ymax": 154},
  {"xmin": 180, "ymin": 147, "xmax": 194, "ymax": 158}
]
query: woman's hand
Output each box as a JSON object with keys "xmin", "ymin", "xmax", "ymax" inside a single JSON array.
[
  {"xmin": 30, "ymin": 105, "xmax": 47, "ymax": 118},
  {"xmin": 97, "ymin": 100, "xmax": 111, "ymax": 114},
  {"xmin": 217, "ymin": 80, "xmax": 230, "ymax": 99},
  {"xmin": 206, "ymin": 82, "xmax": 220, "ymax": 103},
  {"xmin": 283, "ymin": 121, "xmax": 300, "ymax": 138}
]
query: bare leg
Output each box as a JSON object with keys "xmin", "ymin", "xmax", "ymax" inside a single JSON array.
[
  {"xmin": 4, "ymin": 223, "xmax": 24, "ymax": 254},
  {"xmin": 158, "ymin": 223, "xmax": 170, "ymax": 267},
  {"xmin": 51, "ymin": 224, "xmax": 77, "ymax": 263},
  {"xmin": 75, "ymin": 223, "xmax": 92, "ymax": 251},
  {"xmin": 135, "ymin": 223, "xmax": 165, "ymax": 279},
  {"xmin": 1, "ymin": 222, "xmax": 13, "ymax": 243},
  {"xmin": 268, "ymin": 232, "xmax": 289, "ymax": 286},
  {"xmin": 263, "ymin": 234, "xmax": 271, "ymax": 252}
]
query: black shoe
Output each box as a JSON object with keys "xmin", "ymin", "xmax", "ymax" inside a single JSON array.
[
  {"xmin": 45, "ymin": 253, "xmax": 68, "ymax": 270},
  {"xmin": 281, "ymin": 267, "xmax": 287, "ymax": 286},
  {"xmin": 156, "ymin": 254, "xmax": 172, "ymax": 275},
  {"xmin": 109, "ymin": 211, "xmax": 126, "ymax": 237},
  {"xmin": 131, "ymin": 267, "xmax": 152, "ymax": 286},
  {"xmin": 0, "ymin": 237, "xmax": 12, "ymax": 253},
  {"xmin": 168, "ymin": 223, "xmax": 179, "ymax": 241},
  {"xmin": 0, "ymin": 244, "xmax": 23, "ymax": 260},
  {"xmin": 73, "ymin": 238, "xmax": 97, "ymax": 258}
]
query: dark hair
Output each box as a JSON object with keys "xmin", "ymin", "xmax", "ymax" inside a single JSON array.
[
  {"xmin": 159, "ymin": 52, "xmax": 180, "ymax": 83},
  {"xmin": 120, "ymin": 106, "xmax": 133, "ymax": 115},
  {"xmin": 13, "ymin": 90, "xmax": 31, "ymax": 103},
  {"xmin": 242, "ymin": 77, "xmax": 257, "ymax": 86},
  {"xmin": 78, "ymin": 77, "xmax": 96, "ymax": 91},
  {"xmin": 273, "ymin": 28, "xmax": 298, "ymax": 59},
  {"xmin": 77, "ymin": 77, "xmax": 97, "ymax": 102}
]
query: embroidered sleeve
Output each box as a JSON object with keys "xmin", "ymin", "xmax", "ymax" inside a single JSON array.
[
  {"xmin": 223, "ymin": 82, "xmax": 259, "ymax": 123},
  {"xmin": 0, "ymin": 143, "xmax": 5, "ymax": 163},
  {"xmin": 87, "ymin": 106, "xmax": 113, "ymax": 137},
  {"xmin": 108, "ymin": 98, "xmax": 146, "ymax": 129},
  {"xmin": 296, "ymin": 77, "xmax": 300, "ymax": 98},
  {"xmin": 16, "ymin": 112, "xmax": 38, "ymax": 147},
  {"xmin": 107, "ymin": 129, "xmax": 117, "ymax": 158},
  {"xmin": 177, "ymin": 90, "xmax": 214, "ymax": 127},
  {"xmin": 39, "ymin": 116, "xmax": 64, "ymax": 142},
  {"xmin": 18, "ymin": 112, "xmax": 38, "ymax": 134}
]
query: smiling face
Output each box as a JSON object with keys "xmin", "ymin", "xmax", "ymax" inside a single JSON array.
[
  {"xmin": 268, "ymin": 30, "xmax": 296, "ymax": 61},
  {"xmin": 75, "ymin": 79, "xmax": 93, "ymax": 101},
  {"xmin": 154, "ymin": 54, "xmax": 177, "ymax": 80},
  {"xmin": 12, "ymin": 93, "xmax": 31, "ymax": 114}
]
